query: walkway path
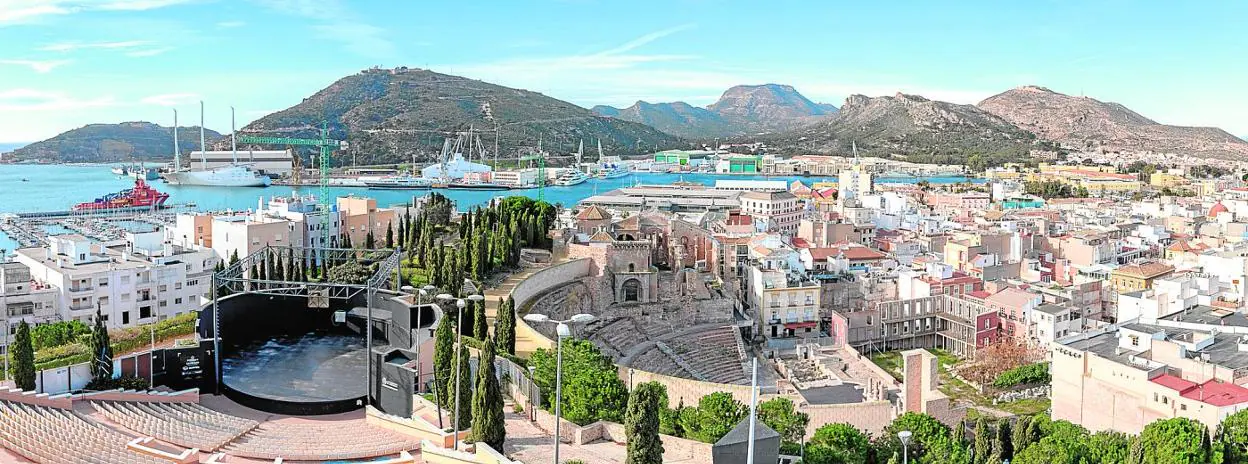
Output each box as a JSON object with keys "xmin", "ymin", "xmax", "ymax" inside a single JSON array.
[{"xmin": 502, "ymin": 408, "xmax": 702, "ymax": 463}]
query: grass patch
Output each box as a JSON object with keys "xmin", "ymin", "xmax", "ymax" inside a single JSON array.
[
  {"xmin": 868, "ymin": 352, "xmax": 903, "ymax": 381},
  {"xmin": 995, "ymin": 398, "xmax": 1051, "ymax": 416}
]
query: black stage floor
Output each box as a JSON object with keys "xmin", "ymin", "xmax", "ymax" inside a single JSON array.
[{"xmin": 222, "ymin": 332, "xmax": 367, "ymax": 409}]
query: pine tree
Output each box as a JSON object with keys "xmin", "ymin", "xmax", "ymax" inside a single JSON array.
[
  {"xmin": 495, "ymin": 296, "xmax": 516, "ymax": 355},
  {"xmin": 473, "ymin": 298, "xmax": 488, "ymax": 340},
  {"xmin": 12, "ymin": 321, "xmax": 35, "ymax": 391},
  {"xmin": 973, "ymin": 417, "xmax": 991, "ymax": 464},
  {"xmin": 992, "ymin": 419, "xmax": 1012, "ymax": 463},
  {"xmin": 625, "ymin": 381, "xmax": 665, "ymax": 464},
  {"xmin": 433, "ymin": 316, "xmax": 455, "ymax": 409},
  {"xmin": 451, "ymin": 344, "xmax": 472, "ymax": 430},
  {"xmin": 89, "ymin": 306, "xmax": 113, "ymax": 382},
  {"xmin": 470, "ymin": 336, "xmax": 506, "ymax": 450}
]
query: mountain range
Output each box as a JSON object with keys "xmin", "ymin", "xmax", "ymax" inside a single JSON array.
[
  {"xmin": 591, "ymin": 83, "xmax": 837, "ymax": 138},
  {"xmin": 236, "ymin": 67, "xmax": 678, "ymax": 166},
  {"xmin": 7, "ymin": 67, "xmax": 1247, "ymax": 165},
  {"xmin": 977, "ymin": 86, "xmax": 1248, "ymax": 159},
  {"xmin": 6, "ymin": 122, "xmax": 220, "ymax": 163}
]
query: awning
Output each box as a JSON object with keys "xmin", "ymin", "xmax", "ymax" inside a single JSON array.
[{"xmin": 784, "ymin": 321, "xmax": 817, "ymax": 330}]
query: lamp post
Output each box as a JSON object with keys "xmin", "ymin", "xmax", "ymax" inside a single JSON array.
[
  {"xmin": 522, "ymin": 312, "xmax": 597, "ymax": 464},
  {"xmin": 451, "ymin": 293, "xmax": 484, "ymax": 451},
  {"xmin": 527, "ymin": 365, "xmax": 537, "ymax": 422},
  {"xmin": 898, "ymin": 430, "xmax": 912, "ymax": 464}
]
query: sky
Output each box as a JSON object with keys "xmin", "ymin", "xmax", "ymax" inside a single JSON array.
[{"xmin": 0, "ymin": 0, "xmax": 1245, "ymax": 144}]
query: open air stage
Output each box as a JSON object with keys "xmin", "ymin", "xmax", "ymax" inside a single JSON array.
[{"xmin": 221, "ymin": 332, "xmax": 368, "ymax": 416}]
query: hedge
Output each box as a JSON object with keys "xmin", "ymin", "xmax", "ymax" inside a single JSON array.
[
  {"xmin": 993, "ymin": 362, "xmax": 1050, "ymax": 388},
  {"xmin": 28, "ymin": 312, "xmax": 198, "ymax": 371}
]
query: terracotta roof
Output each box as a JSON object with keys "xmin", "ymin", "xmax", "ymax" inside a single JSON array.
[
  {"xmin": 791, "ymin": 237, "xmax": 811, "ymax": 249},
  {"xmin": 588, "ymin": 231, "xmax": 614, "ymax": 243},
  {"xmin": 1151, "ymin": 374, "xmax": 1198, "ymax": 394},
  {"xmin": 1209, "ymin": 201, "xmax": 1229, "ymax": 218},
  {"xmin": 726, "ymin": 212, "xmax": 753, "ymax": 226},
  {"xmin": 808, "ymin": 243, "xmax": 886, "ymax": 261},
  {"xmin": 576, "ymin": 205, "xmax": 611, "ymax": 221},
  {"xmin": 966, "ymin": 291, "xmax": 992, "ymax": 300},
  {"xmin": 613, "ymin": 215, "xmax": 640, "ymax": 230},
  {"xmin": 1113, "ymin": 262, "xmax": 1175, "ymax": 279}
]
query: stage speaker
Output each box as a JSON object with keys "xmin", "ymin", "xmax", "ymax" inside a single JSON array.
[{"xmin": 333, "ymin": 310, "xmax": 346, "ymax": 323}]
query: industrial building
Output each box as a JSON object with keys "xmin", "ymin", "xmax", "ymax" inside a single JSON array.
[{"xmin": 188, "ymin": 149, "xmax": 294, "ymax": 176}]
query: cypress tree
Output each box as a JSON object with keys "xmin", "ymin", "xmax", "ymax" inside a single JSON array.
[
  {"xmin": 433, "ymin": 316, "xmax": 455, "ymax": 409},
  {"xmin": 973, "ymin": 417, "xmax": 991, "ymax": 464},
  {"xmin": 471, "ymin": 336, "xmax": 506, "ymax": 450},
  {"xmin": 952, "ymin": 419, "xmax": 966, "ymax": 445},
  {"xmin": 473, "ymin": 298, "xmax": 488, "ymax": 340},
  {"xmin": 385, "ymin": 222, "xmax": 394, "ymax": 249},
  {"xmin": 12, "ymin": 321, "xmax": 35, "ymax": 391},
  {"xmin": 250, "ymin": 263, "xmax": 260, "ymax": 282},
  {"xmin": 625, "ymin": 381, "xmax": 665, "ymax": 464},
  {"xmin": 285, "ymin": 250, "xmax": 295, "ymax": 281},
  {"xmin": 265, "ymin": 253, "xmax": 275, "ymax": 281},
  {"xmin": 89, "ymin": 306, "xmax": 113, "ymax": 382},
  {"xmin": 1012, "ymin": 416, "xmax": 1031, "ymax": 453},
  {"xmin": 365, "ymin": 230, "xmax": 376, "ymax": 249},
  {"xmin": 495, "ymin": 296, "xmax": 516, "ymax": 355},
  {"xmin": 229, "ymin": 249, "xmax": 239, "ymax": 265},
  {"xmin": 1025, "ymin": 416, "xmax": 1043, "ymax": 446},
  {"xmin": 451, "ymin": 344, "xmax": 472, "ymax": 430},
  {"xmin": 992, "ymin": 419, "xmax": 1012, "ymax": 463},
  {"xmin": 474, "ymin": 231, "xmax": 488, "ymax": 279},
  {"xmin": 1129, "ymin": 436, "xmax": 1144, "ymax": 464}
]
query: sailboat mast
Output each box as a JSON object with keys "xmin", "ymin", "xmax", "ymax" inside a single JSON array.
[
  {"xmin": 172, "ymin": 109, "xmax": 180, "ymax": 169},
  {"xmin": 199, "ymin": 101, "xmax": 206, "ymax": 169},
  {"xmin": 597, "ymin": 139, "xmax": 603, "ymax": 163},
  {"xmin": 230, "ymin": 106, "xmax": 237, "ymax": 164}
]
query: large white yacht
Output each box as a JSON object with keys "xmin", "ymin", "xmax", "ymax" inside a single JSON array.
[{"xmin": 164, "ymin": 103, "xmax": 271, "ymax": 187}]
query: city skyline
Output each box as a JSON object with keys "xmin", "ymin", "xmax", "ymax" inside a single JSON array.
[{"xmin": 0, "ymin": 0, "xmax": 1245, "ymax": 143}]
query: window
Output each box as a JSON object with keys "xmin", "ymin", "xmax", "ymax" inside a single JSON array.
[
  {"xmin": 98, "ymin": 278, "xmax": 109, "ymax": 287},
  {"xmin": 174, "ymin": 282, "xmax": 182, "ymax": 290},
  {"xmin": 121, "ymin": 293, "xmax": 130, "ymax": 302},
  {"xmin": 140, "ymin": 306, "xmax": 152, "ymax": 319},
  {"xmin": 97, "ymin": 296, "xmax": 109, "ymax": 306},
  {"xmin": 122, "ymin": 311, "xmax": 129, "ymax": 325},
  {"xmin": 1130, "ymin": 335, "xmax": 1139, "ymax": 347},
  {"xmin": 175, "ymin": 297, "xmax": 183, "ymax": 305},
  {"xmin": 159, "ymin": 300, "xmax": 167, "ymax": 308}
]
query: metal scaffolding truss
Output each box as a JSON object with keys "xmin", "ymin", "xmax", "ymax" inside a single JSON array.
[{"xmin": 213, "ymin": 245, "xmax": 402, "ymax": 300}]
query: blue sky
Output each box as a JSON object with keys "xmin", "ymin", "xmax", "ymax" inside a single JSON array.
[{"xmin": 0, "ymin": 0, "xmax": 1245, "ymax": 144}]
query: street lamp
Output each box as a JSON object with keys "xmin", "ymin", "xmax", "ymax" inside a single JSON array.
[
  {"xmin": 451, "ymin": 293, "xmax": 484, "ymax": 451},
  {"xmin": 898, "ymin": 430, "xmax": 912, "ymax": 464},
  {"xmin": 527, "ymin": 365, "xmax": 537, "ymax": 421},
  {"xmin": 522, "ymin": 312, "xmax": 597, "ymax": 464}
]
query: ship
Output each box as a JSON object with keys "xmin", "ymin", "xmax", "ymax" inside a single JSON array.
[
  {"xmin": 363, "ymin": 175, "xmax": 433, "ymax": 190},
  {"xmin": 447, "ymin": 180, "xmax": 509, "ymax": 190},
  {"xmin": 163, "ymin": 103, "xmax": 271, "ymax": 188},
  {"xmin": 73, "ymin": 179, "xmax": 170, "ymax": 211},
  {"xmin": 597, "ymin": 163, "xmax": 631, "ymax": 179},
  {"xmin": 552, "ymin": 168, "xmax": 590, "ymax": 186}
]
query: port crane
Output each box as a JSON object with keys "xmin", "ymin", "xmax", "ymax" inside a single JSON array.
[{"xmin": 237, "ymin": 123, "xmax": 347, "ymax": 250}]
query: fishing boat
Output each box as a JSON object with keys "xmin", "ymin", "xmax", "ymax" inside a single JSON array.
[
  {"xmin": 552, "ymin": 168, "xmax": 590, "ymax": 186},
  {"xmin": 363, "ymin": 175, "xmax": 433, "ymax": 190},
  {"xmin": 73, "ymin": 179, "xmax": 170, "ymax": 211}
]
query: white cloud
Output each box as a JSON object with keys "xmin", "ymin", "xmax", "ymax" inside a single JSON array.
[
  {"xmin": 216, "ymin": 20, "xmax": 245, "ymax": 28},
  {"xmin": 0, "ymin": 59, "xmax": 71, "ymax": 73},
  {"xmin": 253, "ymin": 0, "xmax": 397, "ymax": 60},
  {"xmin": 125, "ymin": 46, "xmax": 174, "ymax": 57},
  {"xmin": 0, "ymin": 0, "xmax": 196, "ymax": 25},
  {"xmin": 0, "ymin": 88, "xmax": 116, "ymax": 111},
  {"xmin": 39, "ymin": 40, "xmax": 149, "ymax": 52},
  {"xmin": 139, "ymin": 92, "xmax": 198, "ymax": 106}
]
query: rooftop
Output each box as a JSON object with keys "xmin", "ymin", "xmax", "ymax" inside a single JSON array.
[
  {"xmin": 1159, "ymin": 305, "xmax": 1248, "ymax": 327},
  {"xmin": 1035, "ymin": 304, "xmax": 1069, "ymax": 315},
  {"xmin": 1113, "ymin": 262, "xmax": 1175, "ymax": 279}
]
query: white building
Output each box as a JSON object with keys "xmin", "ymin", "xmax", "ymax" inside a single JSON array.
[
  {"xmin": 713, "ymin": 179, "xmax": 788, "ymax": 192},
  {"xmin": 1033, "ymin": 303, "xmax": 1082, "ymax": 346},
  {"xmin": 0, "ymin": 260, "xmax": 60, "ymax": 358},
  {"xmin": 188, "ymin": 149, "xmax": 294, "ymax": 176},
  {"xmin": 740, "ymin": 191, "xmax": 802, "ymax": 235},
  {"xmin": 421, "ymin": 153, "xmax": 491, "ymax": 180},
  {"xmin": 15, "ymin": 234, "xmax": 217, "ymax": 329}
]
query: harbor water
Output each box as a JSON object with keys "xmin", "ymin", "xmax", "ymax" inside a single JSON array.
[{"xmin": 0, "ymin": 164, "xmax": 984, "ymax": 254}]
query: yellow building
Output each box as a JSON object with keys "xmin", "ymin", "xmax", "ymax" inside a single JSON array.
[
  {"xmin": 1110, "ymin": 262, "xmax": 1175, "ymax": 293},
  {"xmin": 1149, "ymin": 172, "xmax": 1190, "ymax": 188}
]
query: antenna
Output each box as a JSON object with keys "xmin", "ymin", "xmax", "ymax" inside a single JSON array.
[
  {"xmin": 230, "ymin": 106, "xmax": 237, "ymax": 164},
  {"xmin": 172, "ymin": 108, "xmax": 179, "ymax": 169},
  {"xmin": 199, "ymin": 101, "xmax": 206, "ymax": 169}
]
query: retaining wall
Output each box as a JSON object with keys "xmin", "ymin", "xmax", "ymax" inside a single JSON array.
[{"xmin": 510, "ymin": 258, "xmax": 593, "ymax": 355}]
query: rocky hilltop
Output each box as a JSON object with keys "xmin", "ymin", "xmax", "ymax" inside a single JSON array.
[
  {"xmin": 240, "ymin": 67, "xmax": 680, "ymax": 165},
  {"xmin": 770, "ymin": 93, "xmax": 1035, "ymax": 162},
  {"xmin": 978, "ymin": 85, "xmax": 1248, "ymax": 159},
  {"xmin": 592, "ymin": 83, "xmax": 836, "ymax": 138},
  {"xmin": 7, "ymin": 122, "xmax": 220, "ymax": 163}
]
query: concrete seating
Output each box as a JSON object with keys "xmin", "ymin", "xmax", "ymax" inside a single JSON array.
[
  {"xmin": 91, "ymin": 401, "xmax": 258, "ymax": 452},
  {"xmin": 0, "ymin": 400, "xmax": 166, "ymax": 464},
  {"xmin": 221, "ymin": 421, "xmax": 421, "ymax": 461}
]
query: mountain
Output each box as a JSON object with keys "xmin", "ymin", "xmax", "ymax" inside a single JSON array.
[
  {"xmin": 239, "ymin": 67, "xmax": 681, "ymax": 165},
  {"xmin": 592, "ymin": 83, "xmax": 836, "ymax": 138},
  {"xmin": 769, "ymin": 92, "xmax": 1035, "ymax": 162},
  {"xmin": 978, "ymin": 85, "xmax": 1248, "ymax": 159},
  {"xmin": 6, "ymin": 122, "xmax": 220, "ymax": 163}
]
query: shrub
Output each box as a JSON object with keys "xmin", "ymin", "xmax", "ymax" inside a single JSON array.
[
  {"xmin": 86, "ymin": 376, "xmax": 151, "ymax": 391},
  {"xmin": 993, "ymin": 363, "xmax": 1050, "ymax": 388}
]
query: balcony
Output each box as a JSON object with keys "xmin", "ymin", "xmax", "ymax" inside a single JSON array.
[{"xmin": 68, "ymin": 286, "xmax": 93, "ymax": 293}]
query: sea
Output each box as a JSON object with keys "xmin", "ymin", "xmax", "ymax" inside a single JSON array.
[{"xmin": 0, "ymin": 164, "xmax": 984, "ymax": 254}]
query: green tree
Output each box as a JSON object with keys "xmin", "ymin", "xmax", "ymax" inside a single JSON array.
[
  {"xmin": 473, "ymin": 298, "xmax": 488, "ymax": 340},
  {"xmin": 678, "ymin": 392, "xmax": 746, "ymax": 444},
  {"xmin": 365, "ymin": 230, "xmax": 375, "ymax": 249},
  {"xmin": 89, "ymin": 306, "xmax": 113, "ymax": 382},
  {"xmin": 1087, "ymin": 431, "xmax": 1131, "ymax": 464},
  {"xmin": 11, "ymin": 321, "xmax": 35, "ymax": 391},
  {"xmin": 326, "ymin": 261, "xmax": 372, "ymax": 284},
  {"xmin": 385, "ymin": 221, "xmax": 394, "ymax": 249},
  {"xmin": 952, "ymin": 419, "xmax": 966, "ymax": 446},
  {"xmin": 433, "ymin": 315, "xmax": 454, "ymax": 408},
  {"xmin": 992, "ymin": 419, "xmax": 1013, "ymax": 464},
  {"xmin": 1220, "ymin": 409, "xmax": 1248, "ymax": 463},
  {"xmin": 877, "ymin": 412, "xmax": 950, "ymax": 462},
  {"xmin": 757, "ymin": 397, "xmax": 809, "ymax": 451},
  {"xmin": 495, "ymin": 296, "xmax": 516, "ymax": 355},
  {"xmin": 1141, "ymin": 418, "xmax": 1208, "ymax": 464},
  {"xmin": 1012, "ymin": 416, "xmax": 1032, "ymax": 452},
  {"xmin": 805, "ymin": 423, "xmax": 870, "ymax": 464},
  {"xmin": 973, "ymin": 418, "xmax": 992, "ymax": 464},
  {"xmin": 529, "ymin": 338, "xmax": 628, "ymax": 425},
  {"xmin": 625, "ymin": 381, "xmax": 665, "ymax": 464},
  {"xmin": 660, "ymin": 399, "xmax": 684, "ymax": 438},
  {"xmin": 450, "ymin": 344, "xmax": 472, "ymax": 431},
  {"xmin": 470, "ymin": 336, "xmax": 505, "ymax": 450}
]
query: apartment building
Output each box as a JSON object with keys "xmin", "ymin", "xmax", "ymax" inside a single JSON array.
[
  {"xmin": 337, "ymin": 196, "xmax": 397, "ymax": 247},
  {"xmin": 833, "ymin": 294, "xmax": 1000, "ymax": 359},
  {"xmin": 15, "ymin": 233, "xmax": 216, "ymax": 329},
  {"xmin": 211, "ymin": 214, "xmax": 302, "ymax": 262},
  {"xmin": 0, "ymin": 260, "xmax": 60, "ymax": 358},
  {"xmin": 745, "ymin": 235, "xmax": 821, "ymax": 341},
  {"xmin": 739, "ymin": 191, "xmax": 802, "ymax": 235},
  {"xmin": 1110, "ymin": 261, "xmax": 1176, "ymax": 293}
]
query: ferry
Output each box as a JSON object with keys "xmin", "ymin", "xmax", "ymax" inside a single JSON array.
[
  {"xmin": 73, "ymin": 179, "xmax": 170, "ymax": 211},
  {"xmin": 362, "ymin": 176, "xmax": 433, "ymax": 190},
  {"xmin": 552, "ymin": 168, "xmax": 590, "ymax": 186}
]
